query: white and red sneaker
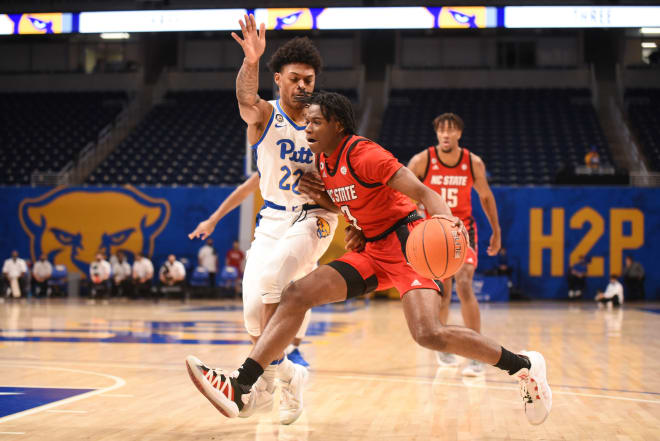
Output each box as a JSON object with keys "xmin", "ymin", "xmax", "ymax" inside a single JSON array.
[
  {"xmin": 515, "ymin": 351, "xmax": 552, "ymax": 425},
  {"xmin": 185, "ymin": 355, "xmax": 253, "ymax": 418}
]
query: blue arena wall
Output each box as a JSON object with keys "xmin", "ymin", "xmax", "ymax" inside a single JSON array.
[
  {"xmin": 474, "ymin": 187, "xmax": 659, "ymax": 300},
  {"xmin": 0, "ymin": 186, "xmax": 239, "ymax": 277},
  {"xmin": 0, "ymin": 185, "xmax": 658, "ymax": 300}
]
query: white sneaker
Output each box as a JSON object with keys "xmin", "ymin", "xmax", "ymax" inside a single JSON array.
[
  {"xmin": 435, "ymin": 352, "xmax": 459, "ymax": 367},
  {"xmin": 279, "ymin": 362, "xmax": 308, "ymax": 425},
  {"xmin": 239, "ymin": 376, "xmax": 274, "ymax": 418},
  {"xmin": 515, "ymin": 351, "xmax": 552, "ymax": 425},
  {"xmin": 185, "ymin": 355, "xmax": 253, "ymax": 418},
  {"xmin": 462, "ymin": 359, "xmax": 484, "ymax": 377}
]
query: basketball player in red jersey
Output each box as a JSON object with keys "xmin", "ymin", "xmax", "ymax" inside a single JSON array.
[
  {"xmin": 408, "ymin": 113, "xmax": 501, "ymax": 376},
  {"xmin": 185, "ymin": 92, "xmax": 551, "ymax": 426}
]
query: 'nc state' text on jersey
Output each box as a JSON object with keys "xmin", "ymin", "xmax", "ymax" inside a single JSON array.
[
  {"xmin": 278, "ymin": 139, "xmax": 313, "ymax": 164},
  {"xmin": 326, "ymin": 185, "xmax": 358, "ymax": 203},
  {"xmin": 430, "ymin": 175, "xmax": 468, "ymax": 186}
]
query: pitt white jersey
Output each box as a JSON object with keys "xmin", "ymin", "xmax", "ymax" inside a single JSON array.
[{"xmin": 251, "ymin": 99, "xmax": 316, "ymax": 209}]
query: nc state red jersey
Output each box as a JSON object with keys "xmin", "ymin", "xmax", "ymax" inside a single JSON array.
[
  {"xmin": 318, "ymin": 135, "xmax": 417, "ymax": 239},
  {"xmin": 421, "ymin": 147, "xmax": 474, "ymax": 222}
]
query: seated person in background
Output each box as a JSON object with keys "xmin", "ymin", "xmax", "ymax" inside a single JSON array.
[
  {"xmin": 159, "ymin": 254, "xmax": 186, "ymax": 299},
  {"xmin": 112, "ymin": 252, "xmax": 132, "ymax": 297},
  {"xmin": 32, "ymin": 254, "xmax": 53, "ymax": 298},
  {"xmin": 595, "ymin": 275, "xmax": 624, "ymax": 308},
  {"xmin": 132, "ymin": 252, "xmax": 154, "ymax": 299},
  {"xmin": 89, "ymin": 252, "xmax": 111, "ymax": 301},
  {"xmin": 584, "ymin": 145, "xmax": 600, "ymax": 169},
  {"xmin": 496, "ymin": 247, "xmax": 512, "ymax": 277},
  {"xmin": 198, "ymin": 239, "xmax": 218, "ymax": 289},
  {"xmin": 2, "ymin": 250, "xmax": 28, "ymax": 299},
  {"xmin": 224, "ymin": 240, "xmax": 245, "ymax": 295},
  {"xmin": 567, "ymin": 255, "xmax": 587, "ymax": 299},
  {"xmin": 622, "ymin": 256, "xmax": 645, "ymax": 302}
]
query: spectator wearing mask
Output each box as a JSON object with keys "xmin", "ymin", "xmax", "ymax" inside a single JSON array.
[
  {"xmin": 132, "ymin": 252, "xmax": 154, "ymax": 299},
  {"xmin": 2, "ymin": 250, "xmax": 27, "ymax": 299},
  {"xmin": 159, "ymin": 254, "xmax": 186, "ymax": 299},
  {"xmin": 622, "ymin": 256, "xmax": 645, "ymax": 301},
  {"xmin": 89, "ymin": 252, "xmax": 111, "ymax": 301},
  {"xmin": 112, "ymin": 252, "xmax": 132, "ymax": 297},
  {"xmin": 32, "ymin": 254, "xmax": 53, "ymax": 298},
  {"xmin": 595, "ymin": 275, "xmax": 624, "ymax": 309},
  {"xmin": 198, "ymin": 239, "xmax": 218, "ymax": 289}
]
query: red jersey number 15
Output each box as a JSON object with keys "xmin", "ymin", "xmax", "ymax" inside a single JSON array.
[{"xmin": 439, "ymin": 188, "xmax": 458, "ymax": 208}]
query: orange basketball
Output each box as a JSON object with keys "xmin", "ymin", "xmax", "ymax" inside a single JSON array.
[{"xmin": 406, "ymin": 217, "xmax": 468, "ymax": 280}]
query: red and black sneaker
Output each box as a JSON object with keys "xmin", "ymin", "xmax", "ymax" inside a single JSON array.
[{"xmin": 185, "ymin": 355, "xmax": 254, "ymax": 418}]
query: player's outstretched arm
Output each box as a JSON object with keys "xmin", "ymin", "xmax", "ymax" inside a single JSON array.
[
  {"xmin": 471, "ymin": 154, "xmax": 501, "ymax": 256},
  {"xmin": 188, "ymin": 173, "xmax": 260, "ymax": 240},
  {"xmin": 231, "ymin": 14, "xmax": 272, "ymax": 127},
  {"xmin": 387, "ymin": 166, "xmax": 453, "ymax": 218}
]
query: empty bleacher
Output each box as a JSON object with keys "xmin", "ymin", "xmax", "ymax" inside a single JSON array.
[
  {"xmin": 0, "ymin": 91, "xmax": 127, "ymax": 185},
  {"xmin": 626, "ymin": 88, "xmax": 660, "ymax": 171},
  {"xmin": 378, "ymin": 88, "xmax": 610, "ymax": 185},
  {"xmin": 87, "ymin": 90, "xmax": 248, "ymax": 186}
]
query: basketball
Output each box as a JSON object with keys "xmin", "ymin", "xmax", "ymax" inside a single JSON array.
[{"xmin": 406, "ymin": 217, "xmax": 468, "ymax": 280}]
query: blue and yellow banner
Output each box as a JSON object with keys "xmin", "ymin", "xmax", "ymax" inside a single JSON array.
[
  {"xmin": 0, "ymin": 186, "xmax": 238, "ymax": 277},
  {"xmin": 473, "ymin": 187, "xmax": 659, "ymax": 300}
]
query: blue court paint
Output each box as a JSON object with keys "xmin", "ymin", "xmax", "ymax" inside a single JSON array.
[
  {"xmin": 0, "ymin": 387, "xmax": 94, "ymax": 418},
  {"xmin": 0, "ymin": 319, "xmax": 350, "ymax": 344}
]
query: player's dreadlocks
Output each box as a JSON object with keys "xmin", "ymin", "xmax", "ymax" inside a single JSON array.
[
  {"xmin": 267, "ymin": 37, "xmax": 322, "ymax": 75},
  {"xmin": 298, "ymin": 91, "xmax": 357, "ymax": 135}
]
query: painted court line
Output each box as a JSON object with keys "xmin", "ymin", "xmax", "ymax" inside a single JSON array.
[
  {"xmin": 0, "ymin": 432, "xmax": 25, "ymax": 435},
  {"xmin": 327, "ymin": 374, "xmax": 660, "ymax": 405},
  {"xmin": 0, "ymin": 365, "xmax": 125, "ymax": 424}
]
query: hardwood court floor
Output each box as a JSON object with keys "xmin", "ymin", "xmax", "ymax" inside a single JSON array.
[{"xmin": 1, "ymin": 298, "xmax": 659, "ymax": 441}]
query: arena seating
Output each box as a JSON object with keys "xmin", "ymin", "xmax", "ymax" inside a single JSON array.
[
  {"xmin": 87, "ymin": 90, "xmax": 248, "ymax": 186},
  {"xmin": 378, "ymin": 88, "xmax": 611, "ymax": 185},
  {"xmin": 87, "ymin": 89, "xmax": 358, "ymax": 186},
  {"xmin": 626, "ymin": 88, "xmax": 660, "ymax": 171},
  {"xmin": 0, "ymin": 91, "xmax": 127, "ymax": 185}
]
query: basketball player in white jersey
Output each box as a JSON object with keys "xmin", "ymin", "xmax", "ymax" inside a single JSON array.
[{"xmin": 188, "ymin": 14, "xmax": 361, "ymax": 425}]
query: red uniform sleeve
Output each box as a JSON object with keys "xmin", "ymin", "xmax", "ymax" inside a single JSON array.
[{"xmin": 348, "ymin": 141, "xmax": 403, "ymax": 185}]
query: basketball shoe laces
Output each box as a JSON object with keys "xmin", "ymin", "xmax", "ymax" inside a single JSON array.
[
  {"xmin": 203, "ymin": 367, "xmax": 245, "ymax": 410},
  {"xmin": 517, "ymin": 372, "xmax": 535, "ymax": 405}
]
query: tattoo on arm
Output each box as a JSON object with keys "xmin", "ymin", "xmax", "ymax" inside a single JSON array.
[{"xmin": 236, "ymin": 58, "xmax": 260, "ymax": 106}]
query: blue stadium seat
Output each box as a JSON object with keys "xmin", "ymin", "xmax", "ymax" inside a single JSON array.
[{"xmin": 378, "ymin": 88, "xmax": 611, "ymax": 185}]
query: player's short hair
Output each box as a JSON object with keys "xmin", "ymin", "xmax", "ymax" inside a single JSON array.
[
  {"xmin": 433, "ymin": 113, "xmax": 464, "ymax": 132},
  {"xmin": 267, "ymin": 37, "xmax": 322, "ymax": 75},
  {"xmin": 298, "ymin": 91, "xmax": 356, "ymax": 135}
]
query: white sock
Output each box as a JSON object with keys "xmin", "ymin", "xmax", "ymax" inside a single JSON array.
[
  {"xmin": 285, "ymin": 344, "xmax": 296, "ymax": 355},
  {"xmin": 277, "ymin": 357, "xmax": 295, "ymax": 383}
]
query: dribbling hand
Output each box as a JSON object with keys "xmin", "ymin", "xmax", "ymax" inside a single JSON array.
[
  {"xmin": 231, "ymin": 14, "xmax": 266, "ymax": 64},
  {"xmin": 432, "ymin": 214, "xmax": 469, "ymax": 244},
  {"xmin": 188, "ymin": 219, "xmax": 216, "ymax": 241},
  {"xmin": 345, "ymin": 226, "xmax": 366, "ymax": 252},
  {"xmin": 298, "ymin": 172, "xmax": 326, "ymax": 200}
]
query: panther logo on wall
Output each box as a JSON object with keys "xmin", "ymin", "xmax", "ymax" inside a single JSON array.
[{"xmin": 19, "ymin": 186, "xmax": 170, "ymax": 276}]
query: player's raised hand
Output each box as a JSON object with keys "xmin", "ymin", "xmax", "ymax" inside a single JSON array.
[
  {"xmin": 231, "ymin": 14, "xmax": 266, "ymax": 64},
  {"xmin": 487, "ymin": 232, "xmax": 501, "ymax": 256},
  {"xmin": 298, "ymin": 172, "xmax": 326, "ymax": 200},
  {"xmin": 188, "ymin": 219, "xmax": 216, "ymax": 240},
  {"xmin": 345, "ymin": 226, "xmax": 366, "ymax": 252}
]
